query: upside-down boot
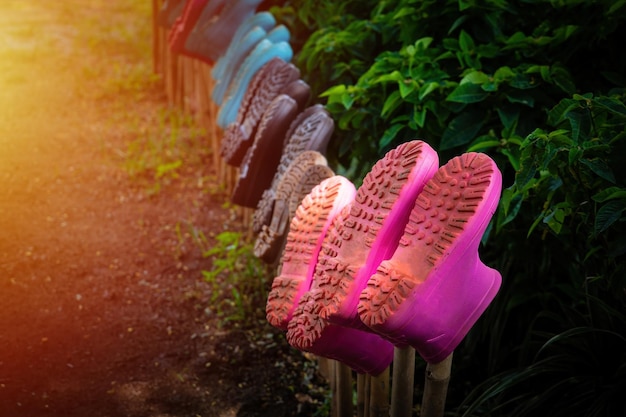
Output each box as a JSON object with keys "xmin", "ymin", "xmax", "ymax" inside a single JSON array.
[
  {"xmin": 230, "ymin": 94, "xmax": 299, "ymax": 208},
  {"xmin": 266, "ymin": 175, "xmax": 356, "ymax": 329},
  {"xmin": 252, "ymin": 105, "xmax": 334, "ymax": 234},
  {"xmin": 158, "ymin": 0, "xmax": 186, "ymax": 28},
  {"xmin": 254, "ymin": 151, "xmax": 329, "ymax": 263},
  {"xmin": 168, "ymin": 0, "xmax": 209, "ymax": 57},
  {"xmin": 312, "ymin": 140, "xmax": 439, "ymax": 329},
  {"xmin": 358, "ymin": 152, "xmax": 502, "ymax": 363},
  {"xmin": 286, "ymin": 291, "xmax": 394, "ymax": 376},
  {"xmin": 211, "ymin": 12, "xmax": 277, "ymax": 104},
  {"xmin": 220, "ymin": 58, "xmax": 300, "ymax": 166},
  {"xmin": 210, "ymin": 11, "xmax": 276, "ymax": 86},
  {"xmin": 184, "ymin": 0, "xmax": 263, "ymax": 64},
  {"xmin": 211, "ymin": 24, "xmax": 290, "ymax": 106},
  {"xmin": 289, "ymin": 164, "xmax": 335, "ymax": 221},
  {"xmin": 217, "ymin": 39, "xmax": 293, "ymax": 128}
]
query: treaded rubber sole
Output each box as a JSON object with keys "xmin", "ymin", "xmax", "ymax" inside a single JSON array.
[
  {"xmin": 252, "ymin": 151, "xmax": 326, "ymax": 245},
  {"xmin": 285, "ymin": 291, "xmax": 393, "ymax": 375},
  {"xmin": 266, "ymin": 176, "xmax": 355, "ymax": 329},
  {"xmin": 280, "ymin": 79, "xmax": 311, "ymax": 111},
  {"xmin": 231, "ymin": 94, "xmax": 298, "ymax": 207},
  {"xmin": 220, "ymin": 58, "xmax": 299, "ymax": 166},
  {"xmin": 312, "ymin": 140, "xmax": 439, "ymax": 327},
  {"xmin": 289, "ymin": 164, "xmax": 335, "ymax": 225},
  {"xmin": 357, "ymin": 152, "xmax": 502, "ymax": 361},
  {"xmin": 252, "ymin": 106, "xmax": 334, "ymax": 233}
]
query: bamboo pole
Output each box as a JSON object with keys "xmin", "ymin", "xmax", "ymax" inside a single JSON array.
[
  {"xmin": 391, "ymin": 346, "xmax": 416, "ymax": 417},
  {"xmin": 420, "ymin": 353, "xmax": 453, "ymax": 417},
  {"xmin": 151, "ymin": 0, "xmax": 160, "ymax": 74},
  {"xmin": 335, "ymin": 362, "xmax": 354, "ymax": 417},
  {"xmin": 357, "ymin": 373, "xmax": 370, "ymax": 417},
  {"xmin": 369, "ymin": 367, "xmax": 390, "ymax": 417}
]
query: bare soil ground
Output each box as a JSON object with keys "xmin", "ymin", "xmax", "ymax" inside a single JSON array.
[{"xmin": 0, "ymin": 1, "xmax": 327, "ymax": 416}]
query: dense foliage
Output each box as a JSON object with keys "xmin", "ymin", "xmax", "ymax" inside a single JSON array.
[{"xmin": 271, "ymin": 0, "xmax": 626, "ymax": 415}]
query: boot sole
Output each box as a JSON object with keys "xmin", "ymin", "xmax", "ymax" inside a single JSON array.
[
  {"xmin": 358, "ymin": 152, "xmax": 502, "ymax": 362},
  {"xmin": 266, "ymin": 175, "xmax": 355, "ymax": 329},
  {"xmin": 312, "ymin": 140, "xmax": 439, "ymax": 328}
]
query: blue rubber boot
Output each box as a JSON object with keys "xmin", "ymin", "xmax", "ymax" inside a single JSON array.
[
  {"xmin": 217, "ymin": 39, "xmax": 293, "ymax": 128},
  {"xmin": 210, "ymin": 11, "xmax": 276, "ymax": 82},
  {"xmin": 184, "ymin": 0, "xmax": 264, "ymax": 64},
  {"xmin": 212, "ymin": 25, "xmax": 290, "ymax": 106}
]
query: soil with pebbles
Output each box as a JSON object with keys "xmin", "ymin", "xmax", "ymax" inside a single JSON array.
[{"xmin": 0, "ymin": 1, "xmax": 326, "ymax": 416}]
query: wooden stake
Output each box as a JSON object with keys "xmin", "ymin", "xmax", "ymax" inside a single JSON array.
[
  {"xmin": 420, "ymin": 353, "xmax": 453, "ymax": 417},
  {"xmin": 357, "ymin": 373, "xmax": 370, "ymax": 417},
  {"xmin": 369, "ymin": 367, "xmax": 390, "ymax": 417},
  {"xmin": 391, "ymin": 346, "xmax": 416, "ymax": 417},
  {"xmin": 151, "ymin": 0, "xmax": 160, "ymax": 74},
  {"xmin": 335, "ymin": 362, "xmax": 354, "ymax": 417}
]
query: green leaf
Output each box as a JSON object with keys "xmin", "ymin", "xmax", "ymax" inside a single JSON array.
[
  {"xmin": 418, "ymin": 81, "xmax": 439, "ymax": 100},
  {"xmin": 568, "ymin": 146, "xmax": 583, "ymax": 166},
  {"xmin": 446, "ymin": 82, "xmax": 489, "ymax": 103},
  {"xmin": 459, "ymin": 30, "xmax": 475, "ymax": 53},
  {"xmin": 580, "ymin": 158, "xmax": 616, "ymax": 183},
  {"xmin": 547, "ymin": 98, "xmax": 579, "ymax": 126},
  {"xmin": 155, "ymin": 160, "xmax": 182, "ymax": 178},
  {"xmin": 501, "ymin": 148, "xmax": 521, "ymax": 171},
  {"xmin": 399, "ymin": 79, "xmax": 417, "ymax": 98},
  {"xmin": 494, "ymin": 66, "xmax": 515, "ymax": 83},
  {"xmin": 509, "ymin": 73, "xmax": 537, "ymax": 90},
  {"xmin": 594, "ymin": 200, "xmax": 626, "ymax": 234},
  {"xmin": 448, "ymin": 15, "xmax": 469, "ymax": 34},
  {"xmin": 566, "ymin": 108, "xmax": 591, "ymax": 142},
  {"xmin": 414, "ymin": 106, "xmax": 427, "ymax": 128},
  {"xmin": 414, "ymin": 37, "xmax": 434, "ymax": 51},
  {"xmin": 551, "ymin": 65, "xmax": 575, "ymax": 95},
  {"xmin": 505, "ymin": 90, "xmax": 535, "ymax": 107},
  {"xmin": 379, "ymin": 124, "xmax": 404, "ymax": 150},
  {"xmin": 515, "ymin": 163, "xmax": 537, "ymax": 191},
  {"xmin": 393, "ymin": 7, "xmax": 415, "ymax": 19},
  {"xmin": 608, "ymin": 0, "xmax": 626, "ymax": 14},
  {"xmin": 341, "ymin": 92, "xmax": 355, "ymax": 110},
  {"xmin": 592, "ymin": 187, "xmax": 626, "ymax": 203},
  {"xmin": 497, "ymin": 104, "xmax": 520, "ymax": 132},
  {"xmin": 467, "ymin": 138, "xmax": 501, "ymax": 152},
  {"xmin": 440, "ymin": 110, "xmax": 484, "ymax": 150},
  {"xmin": 461, "ymin": 70, "xmax": 490, "ymax": 85},
  {"xmin": 320, "ymin": 84, "xmax": 347, "ymax": 98},
  {"xmin": 338, "ymin": 110, "xmax": 355, "ymax": 130},
  {"xmin": 381, "ymin": 90, "xmax": 403, "ymax": 118},
  {"xmin": 543, "ymin": 207, "xmax": 566, "ymax": 234},
  {"xmin": 374, "ymin": 70, "xmax": 404, "ymax": 84},
  {"xmin": 502, "ymin": 192, "xmax": 524, "ymax": 227},
  {"xmin": 458, "ymin": 0, "xmax": 473, "ymax": 11},
  {"xmin": 594, "ymin": 96, "xmax": 626, "ymax": 117}
]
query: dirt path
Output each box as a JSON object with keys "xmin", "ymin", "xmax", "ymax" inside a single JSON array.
[{"xmin": 0, "ymin": 2, "xmax": 324, "ymax": 416}]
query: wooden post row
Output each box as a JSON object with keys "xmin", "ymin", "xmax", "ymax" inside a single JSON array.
[{"xmin": 150, "ymin": 3, "xmax": 453, "ymax": 416}]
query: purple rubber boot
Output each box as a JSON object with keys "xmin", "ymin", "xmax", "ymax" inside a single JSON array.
[
  {"xmin": 311, "ymin": 140, "xmax": 439, "ymax": 329},
  {"xmin": 358, "ymin": 152, "xmax": 502, "ymax": 363},
  {"xmin": 286, "ymin": 291, "xmax": 394, "ymax": 376}
]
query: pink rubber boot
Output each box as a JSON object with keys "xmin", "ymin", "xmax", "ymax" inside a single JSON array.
[
  {"xmin": 286, "ymin": 291, "xmax": 394, "ymax": 375},
  {"xmin": 312, "ymin": 140, "xmax": 439, "ymax": 329},
  {"xmin": 266, "ymin": 176, "xmax": 356, "ymax": 330},
  {"xmin": 358, "ymin": 152, "xmax": 502, "ymax": 363}
]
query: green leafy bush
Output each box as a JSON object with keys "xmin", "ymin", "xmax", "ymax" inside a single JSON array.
[{"xmin": 272, "ymin": 0, "xmax": 626, "ymax": 414}]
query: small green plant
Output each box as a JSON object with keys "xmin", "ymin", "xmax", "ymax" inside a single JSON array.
[
  {"xmin": 201, "ymin": 232, "xmax": 270, "ymax": 327},
  {"xmin": 122, "ymin": 108, "xmax": 207, "ymax": 195}
]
